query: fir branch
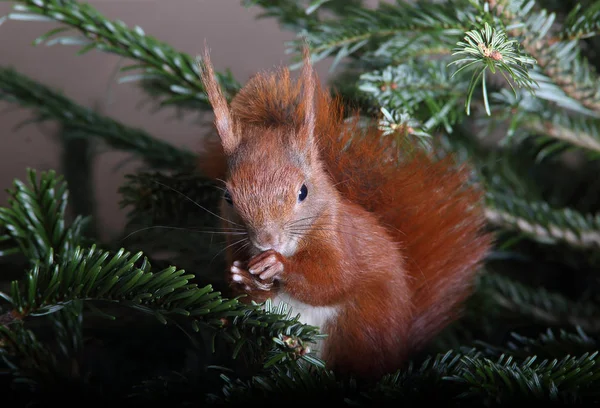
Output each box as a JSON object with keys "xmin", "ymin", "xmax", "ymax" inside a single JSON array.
[
  {"xmin": 0, "ymin": 169, "xmax": 322, "ymax": 368},
  {"xmin": 491, "ymin": 89, "xmax": 600, "ymax": 157},
  {"xmin": 117, "ymin": 171, "xmax": 225, "ymax": 274},
  {"xmin": 289, "ymin": 0, "xmax": 474, "ymax": 68},
  {"xmin": 359, "ymin": 60, "xmax": 466, "ymax": 133},
  {"xmin": 448, "ymin": 352, "xmax": 600, "ymax": 403},
  {"xmin": 0, "ymin": 302, "xmax": 84, "ymax": 386},
  {"xmin": 243, "ymin": 0, "xmax": 318, "ymax": 31},
  {"xmin": 118, "ymin": 171, "xmax": 222, "ymax": 225},
  {"xmin": 359, "ymin": 61, "xmax": 462, "ymax": 110},
  {"xmin": 499, "ymin": 6, "xmax": 600, "ymax": 115},
  {"xmin": 245, "ymin": 0, "xmax": 368, "ymax": 32},
  {"xmin": 364, "ymin": 34, "xmax": 455, "ymax": 66},
  {"xmin": 488, "ymin": 327, "xmax": 599, "ymax": 360},
  {"xmin": 359, "ymin": 350, "xmax": 476, "ymax": 405},
  {"xmin": 377, "ymin": 107, "xmax": 432, "ymax": 153},
  {"xmin": 222, "ymin": 349, "xmax": 471, "ymax": 405},
  {"xmin": 478, "ymin": 273, "xmax": 600, "ymax": 331},
  {"xmin": 0, "ymin": 323, "xmax": 62, "ymax": 385},
  {"xmin": 221, "ymin": 360, "xmax": 349, "ymax": 405},
  {"xmin": 0, "ymin": 227, "xmax": 20, "ymax": 258},
  {"xmin": 0, "ymin": 68, "xmax": 196, "ymax": 169},
  {"xmin": 559, "ymin": 1, "xmax": 600, "ymax": 41},
  {"xmin": 485, "ymin": 192, "xmax": 600, "ymax": 250},
  {"xmin": 1, "ymin": 0, "xmax": 240, "ymax": 108},
  {"xmin": 450, "ymin": 22, "xmax": 537, "ymax": 115},
  {"xmin": 0, "ymin": 169, "xmax": 88, "ymax": 264},
  {"xmin": 1, "ymin": 245, "xmax": 323, "ymax": 366},
  {"xmin": 524, "ymin": 116, "xmax": 600, "ymax": 156}
]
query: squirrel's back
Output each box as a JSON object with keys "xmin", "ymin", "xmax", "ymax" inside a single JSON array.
[{"xmin": 228, "ymin": 65, "xmax": 491, "ymax": 348}]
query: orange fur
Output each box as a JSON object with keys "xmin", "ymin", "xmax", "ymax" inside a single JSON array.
[{"xmin": 199, "ymin": 48, "xmax": 492, "ymax": 379}]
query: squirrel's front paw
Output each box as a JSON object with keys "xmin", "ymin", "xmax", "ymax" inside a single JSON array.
[
  {"xmin": 230, "ymin": 261, "xmax": 273, "ymax": 292},
  {"xmin": 248, "ymin": 249, "xmax": 285, "ymax": 281}
]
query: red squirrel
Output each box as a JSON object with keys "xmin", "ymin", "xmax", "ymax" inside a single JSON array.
[{"xmin": 199, "ymin": 47, "xmax": 492, "ymax": 379}]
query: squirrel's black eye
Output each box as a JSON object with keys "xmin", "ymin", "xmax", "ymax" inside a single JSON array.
[
  {"xmin": 298, "ymin": 184, "xmax": 308, "ymax": 202},
  {"xmin": 224, "ymin": 189, "xmax": 233, "ymax": 205}
]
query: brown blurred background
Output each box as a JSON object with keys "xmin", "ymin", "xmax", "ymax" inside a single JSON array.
[{"xmin": 0, "ymin": 0, "xmax": 335, "ymax": 242}]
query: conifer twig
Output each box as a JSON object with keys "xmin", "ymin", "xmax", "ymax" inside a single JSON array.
[
  {"xmin": 286, "ymin": 0, "xmax": 473, "ymax": 68},
  {"xmin": 558, "ymin": 2, "xmax": 600, "ymax": 42},
  {"xmin": 450, "ymin": 22, "xmax": 537, "ymax": 115},
  {"xmin": 1, "ymin": 0, "xmax": 240, "ymax": 108},
  {"xmin": 0, "ymin": 169, "xmax": 322, "ymax": 367},
  {"xmin": 0, "ymin": 68, "xmax": 196, "ymax": 169},
  {"xmin": 479, "ymin": 273, "xmax": 600, "ymax": 332},
  {"xmin": 492, "ymin": 3, "xmax": 600, "ymax": 115},
  {"xmin": 524, "ymin": 117, "xmax": 600, "ymax": 154},
  {"xmin": 491, "ymin": 89, "xmax": 600, "ymax": 157},
  {"xmin": 485, "ymin": 194, "xmax": 600, "ymax": 250}
]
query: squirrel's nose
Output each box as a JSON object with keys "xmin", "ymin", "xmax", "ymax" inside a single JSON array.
[{"xmin": 253, "ymin": 229, "xmax": 281, "ymax": 251}]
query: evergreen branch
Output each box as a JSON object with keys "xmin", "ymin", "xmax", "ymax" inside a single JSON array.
[
  {"xmin": 363, "ymin": 34, "xmax": 455, "ymax": 66},
  {"xmin": 0, "ymin": 169, "xmax": 88, "ymax": 263},
  {"xmin": 0, "ymin": 227, "xmax": 20, "ymax": 258},
  {"xmin": 478, "ymin": 273, "xmax": 600, "ymax": 331},
  {"xmin": 485, "ymin": 191, "xmax": 600, "ymax": 250},
  {"xmin": 242, "ymin": 0, "xmax": 318, "ymax": 31},
  {"xmin": 448, "ymin": 352, "xmax": 600, "ymax": 403},
  {"xmin": 290, "ymin": 0, "xmax": 474, "ymax": 67},
  {"xmin": 0, "ymin": 243, "xmax": 213, "ymax": 322},
  {"xmin": 1, "ymin": 0, "xmax": 240, "ymax": 108},
  {"xmin": 450, "ymin": 22, "xmax": 537, "ymax": 115},
  {"xmin": 116, "ymin": 171, "xmax": 227, "ymax": 280},
  {"xmin": 491, "ymin": 328, "xmax": 599, "ymax": 360},
  {"xmin": 359, "ymin": 61, "xmax": 462, "ymax": 110},
  {"xmin": 501, "ymin": 7, "xmax": 600, "ymax": 115},
  {"xmin": 359, "ymin": 60, "xmax": 466, "ymax": 133},
  {"xmin": 0, "ymin": 169, "xmax": 322, "ymax": 367},
  {"xmin": 0, "ymin": 68, "xmax": 196, "ymax": 169},
  {"xmin": 0, "ymin": 302, "xmax": 84, "ymax": 387},
  {"xmin": 244, "ymin": 0, "xmax": 369, "ymax": 32},
  {"xmin": 560, "ymin": 1, "xmax": 600, "ymax": 41},
  {"xmin": 528, "ymin": 62, "xmax": 600, "ymax": 117},
  {"xmin": 225, "ymin": 347, "xmax": 600, "ymax": 404},
  {"xmin": 491, "ymin": 89, "xmax": 600, "ymax": 156},
  {"xmin": 524, "ymin": 116, "xmax": 600, "ymax": 155},
  {"xmin": 50, "ymin": 301, "xmax": 83, "ymax": 359},
  {"xmin": 221, "ymin": 360, "xmax": 349, "ymax": 405},
  {"xmin": 118, "ymin": 171, "xmax": 222, "ymax": 225},
  {"xmin": 1, "ymin": 244, "xmax": 322, "ymax": 366},
  {"xmin": 0, "ymin": 323, "xmax": 62, "ymax": 384},
  {"xmin": 377, "ymin": 107, "xmax": 433, "ymax": 153},
  {"xmin": 358, "ymin": 350, "xmax": 478, "ymax": 405}
]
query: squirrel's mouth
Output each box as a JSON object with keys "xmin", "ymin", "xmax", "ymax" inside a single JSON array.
[{"xmin": 248, "ymin": 235, "xmax": 298, "ymax": 258}]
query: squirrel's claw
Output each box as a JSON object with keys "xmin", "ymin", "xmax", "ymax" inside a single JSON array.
[
  {"xmin": 231, "ymin": 264, "xmax": 273, "ymax": 291},
  {"xmin": 248, "ymin": 249, "xmax": 285, "ymax": 280}
]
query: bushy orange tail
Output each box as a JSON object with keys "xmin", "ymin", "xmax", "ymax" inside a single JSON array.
[{"xmin": 317, "ymin": 98, "xmax": 491, "ymax": 349}]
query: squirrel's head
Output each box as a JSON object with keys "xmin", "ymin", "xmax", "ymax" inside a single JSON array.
[{"xmin": 200, "ymin": 45, "xmax": 335, "ymax": 257}]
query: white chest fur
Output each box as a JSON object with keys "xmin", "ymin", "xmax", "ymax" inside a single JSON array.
[{"xmin": 270, "ymin": 292, "xmax": 339, "ymax": 356}]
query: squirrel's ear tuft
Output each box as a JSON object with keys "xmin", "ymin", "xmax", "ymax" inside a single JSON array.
[
  {"xmin": 299, "ymin": 43, "xmax": 316, "ymax": 148},
  {"xmin": 200, "ymin": 45, "xmax": 239, "ymax": 154}
]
